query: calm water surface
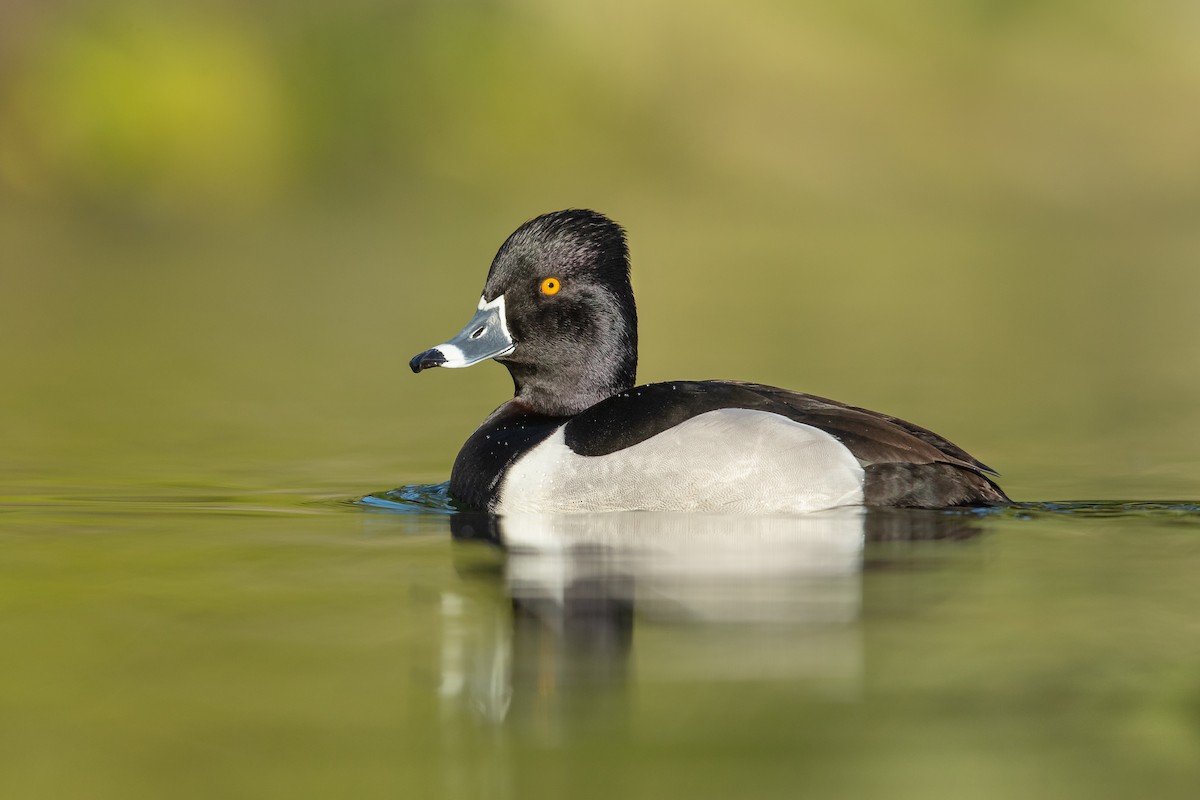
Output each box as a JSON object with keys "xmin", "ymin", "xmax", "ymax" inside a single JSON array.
[
  {"xmin": 3, "ymin": 477, "xmax": 1199, "ymax": 800},
  {"xmin": 5, "ymin": 207, "xmax": 1198, "ymax": 798}
]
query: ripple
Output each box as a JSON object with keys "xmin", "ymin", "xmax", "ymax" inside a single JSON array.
[
  {"xmin": 351, "ymin": 488, "xmax": 1200, "ymax": 528},
  {"xmin": 1008, "ymin": 501, "xmax": 1200, "ymax": 520},
  {"xmin": 357, "ymin": 482, "xmax": 458, "ymax": 514}
]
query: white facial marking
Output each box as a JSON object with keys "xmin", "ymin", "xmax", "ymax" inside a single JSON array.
[
  {"xmin": 484, "ymin": 294, "xmax": 511, "ymax": 341},
  {"xmin": 437, "ymin": 343, "xmax": 465, "ymax": 363},
  {"xmin": 434, "ymin": 294, "xmax": 515, "ymax": 368}
]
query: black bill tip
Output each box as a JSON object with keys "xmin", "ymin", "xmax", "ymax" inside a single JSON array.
[{"xmin": 409, "ymin": 348, "xmax": 446, "ymax": 373}]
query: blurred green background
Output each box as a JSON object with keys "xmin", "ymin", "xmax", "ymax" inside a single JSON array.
[{"xmin": 3, "ymin": 0, "xmax": 1199, "ymax": 500}]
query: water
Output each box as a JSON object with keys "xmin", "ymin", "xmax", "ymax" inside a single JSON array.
[
  {"xmin": 5, "ymin": 2, "xmax": 1200, "ymax": 795},
  {"xmin": 4, "ymin": 481, "xmax": 1199, "ymax": 799},
  {"xmin": 4, "ymin": 204, "xmax": 1199, "ymax": 797}
]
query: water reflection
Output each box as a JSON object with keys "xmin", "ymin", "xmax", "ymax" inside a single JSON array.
[{"xmin": 440, "ymin": 508, "xmax": 987, "ymax": 732}]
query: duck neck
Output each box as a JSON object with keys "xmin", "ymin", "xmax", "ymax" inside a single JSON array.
[{"xmin": 506, "ymin": 332, "xmax": 636, "ymax": 417}]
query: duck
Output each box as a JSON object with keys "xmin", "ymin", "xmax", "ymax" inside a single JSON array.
[{"xmin": 409, "ymin": 209, "xmax": 1008, "ymax": 514}]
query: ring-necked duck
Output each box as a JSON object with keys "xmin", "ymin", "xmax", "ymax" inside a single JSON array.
[{"xmin": 410, "ymin": 209, "xmax": 1008, "ymax": 513}]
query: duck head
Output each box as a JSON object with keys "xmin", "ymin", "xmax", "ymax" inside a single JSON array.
[{"xmin": 410, "ymin": 210, "xmax": 638, "ymax": 417}]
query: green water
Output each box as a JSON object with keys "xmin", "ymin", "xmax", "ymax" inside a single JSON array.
[
  {"xmin": 5, "ymin": 1, "xmax": 1200, "ymax": 795},
  {"xmin": 4, "ymin": 486, "xmax": 1200, "ymax": 799},
  {"xmin": 4, "ymin": 201, "xmax": 1200, "ymax": 798},
  {"xmin": 5, "ymin": 196, "xmax": 1200, "ymax": 798}
]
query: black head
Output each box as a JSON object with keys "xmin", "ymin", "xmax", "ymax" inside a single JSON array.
[{"xmin": 410, "ymin": 210, "xmax": 638, "ymax": 416}]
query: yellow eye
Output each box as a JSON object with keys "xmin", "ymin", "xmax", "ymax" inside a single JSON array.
[{"xmin": 540, "ymin": 277, "xmax": 561, "ymax": 295}]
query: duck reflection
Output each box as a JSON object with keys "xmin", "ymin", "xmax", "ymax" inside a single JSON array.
[{"xmin": 442, "ymin": 508, "xmax": 987, "ymax": 731}]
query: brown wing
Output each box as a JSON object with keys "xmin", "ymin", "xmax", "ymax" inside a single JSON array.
[
  {"xmin": 729, "ymin": 382, "xmax": 996, "ymax": 472},
  {"xmin": 565, "ymin": 380, "xmax": 1008, "ymax": 508},
  {"xmin": 730, "ymin": 383, "xmax": 1007, "ymax": 507}
]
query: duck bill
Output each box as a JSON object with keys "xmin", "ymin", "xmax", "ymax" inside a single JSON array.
[{"xmin": 410, "ymin": 295, "xmax": 515, "ymax": 373}]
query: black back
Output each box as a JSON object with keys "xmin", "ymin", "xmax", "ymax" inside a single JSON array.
[{"xmin": 562, "ymin": 380, "xmax": 1007, "ymax": 507}]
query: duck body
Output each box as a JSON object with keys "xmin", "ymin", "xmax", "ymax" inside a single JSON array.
[
  {"xmin": 447, "ymin": 380, "xmax": 1005, "ymax": 513},
  {"xmin": 411, "ymin": 210, "xmax": 1008, "ymax": 513}
]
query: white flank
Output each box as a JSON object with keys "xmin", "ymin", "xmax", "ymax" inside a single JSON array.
[{"xmin": 494, "ymin": 409, "xmax": 865, "ymax": 514}]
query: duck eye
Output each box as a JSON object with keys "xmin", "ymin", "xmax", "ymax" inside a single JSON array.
[{"xmin": 540, "ymin": 277, "xmax": 561, "ymax": 296}]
